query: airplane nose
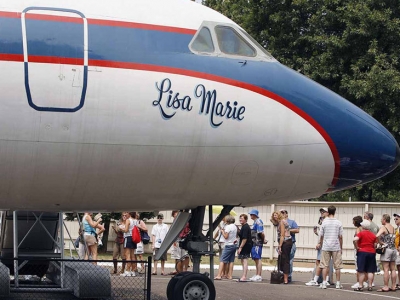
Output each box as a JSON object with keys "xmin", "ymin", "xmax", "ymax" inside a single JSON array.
[
  {"xmin": 260, "ymin": 64, "xmax": 400, "ymax": 191},
  {"xmin": 331, "ymin": 105, "xmax": 400, "ymax": 190}
]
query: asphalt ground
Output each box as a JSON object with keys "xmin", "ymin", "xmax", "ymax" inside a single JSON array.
[{"xmin": 149, "ymin": 266, "xmax": 400, "ymax": 300}]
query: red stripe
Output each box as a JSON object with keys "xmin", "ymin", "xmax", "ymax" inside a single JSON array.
[
  {"xmin": 0, "ymin": 54, "xmax": 340, "ymax": 185},
  {"xmin": 0, "ymin": 10, "xmax": 195, "ymax": 35},
  {"xmin": 87, "ymin": 19, "xmax": 196, "ymax": 35},
  {"xmin": 0, "ymin": 11, "xmax": 21, "ymax": 18},
  {"xmin": 0, "ymin": 53, "xmax": 24, "ymax": 62},
  {"xmin": 25, "ymin": 13, "xmax": 83, "ymax": 24}
]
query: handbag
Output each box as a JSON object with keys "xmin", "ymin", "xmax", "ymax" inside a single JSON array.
[
  {"xmin": 376, "ymin": 244, "xmax": 386, "ymax": 255},
  {"xmin": 74, "ymin": 236, "xmax": 80, "ymax": 248},
  {"xmin": 270, "ymin": 255, "xmax": 284, "ymax": 284}
]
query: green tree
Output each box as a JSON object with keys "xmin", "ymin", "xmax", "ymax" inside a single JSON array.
[{"xmin": 205, "ymin": 0, "xmax": 400, "ymax": 201}]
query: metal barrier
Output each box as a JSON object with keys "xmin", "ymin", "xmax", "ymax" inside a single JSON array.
[{"xmin": 0, "ymin": 256, "xmax": 163, "ymax": 299}]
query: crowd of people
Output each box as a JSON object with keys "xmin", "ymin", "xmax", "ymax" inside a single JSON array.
[
  {"xmin": 76, "ymin": 206, "xmax": 400, "ymax": 292},
  {"xmin": 305, "ymin": 206, "xmax": 400, "ymax": 292},
  {"xmin": 213, "ymin": 208, "xmax": 299, "ymax": 283}
]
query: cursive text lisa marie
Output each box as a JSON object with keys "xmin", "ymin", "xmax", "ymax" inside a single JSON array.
[{"xmin": 152, "ymin": 78, "xmax": 245, "ymax": 128}]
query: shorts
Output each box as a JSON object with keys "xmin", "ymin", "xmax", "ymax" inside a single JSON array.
[
  {"xmin": 84, "ymin": 234, "xmax": 97, "ymax": 246},
  {"xmin": 220, "ymin": 244, "xmax": 236, "ymax": 263},
  {"xmin": 316, "ymin": 248, "xmax": 321, "ymax": 261},
  {"xmin": 380, "ymin": 248, "xmax": 397, "ymax": 262},
  {"xmin": 238, "ymin": 244, "xmax": 252, "ymax": 259},
  {"xmin": 251, "ymin": 245, "xmax": 262, "ymax": 260},
  {"xmin": 154, "ymin": 248, "xmax": 167, "ymax": 261},
  {"xmin": 171, "ymin": 244, "xmax": 188, "ymax": 260},
  {"xmin": 320, "ymin": 250, "xmax": 343, "ymax": 270},
  {"xmin": 124, "ymin": 237, "xmax": 137, "ymax": 249},
  {"xmin": 113, "ymin": 243, "xmax": 126, "ymax": 259},
  {"xmin": 354, "ymin": 249, "xmax": 358, "ymax": 270},
  {"xmin": 357, "ymin": 252, "xmax": 377, "ymax": 273}
]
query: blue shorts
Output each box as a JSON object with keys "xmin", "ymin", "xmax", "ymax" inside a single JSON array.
[
  {"xmin": 220, "ymin": 244, "xmax": 237, "ymax": 263},
  {"xmin": 124, "ymin": 237, "xmax": 137, "ymax": 249},
  {"xmin": 357, "ymin": 251, "xmax": 377, "ymax": 273},
  {"xmin": 251, "ymin": 245, "xmax": 262, "ymax": 260}
]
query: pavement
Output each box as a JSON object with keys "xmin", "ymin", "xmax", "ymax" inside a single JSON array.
[{"xmin": 149, "ymin": 262, "xmax": 400, "ymax": 300}]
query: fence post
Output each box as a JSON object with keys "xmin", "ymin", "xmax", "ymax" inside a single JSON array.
[{"xmin": 147, "ymin": 256, "xmax": 152, "ymax": 300}]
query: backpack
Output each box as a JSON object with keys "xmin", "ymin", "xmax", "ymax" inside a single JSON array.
[
  {"xmin": 132, "ymin": 225, "xmax": 141, "ymax": 244},
  {"xmin": 141, "ymin": 230, "xmax": 150, "ymax": 244}
]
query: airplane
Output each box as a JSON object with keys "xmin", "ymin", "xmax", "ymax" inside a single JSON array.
[{"xmin": 0, "ymin": 0, "xmax": 399, "ymax": 299}]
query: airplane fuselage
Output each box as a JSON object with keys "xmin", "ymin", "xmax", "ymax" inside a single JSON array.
[{"xmin": 0, "ymin": 0, "xmax": 398, "ymax": 211}]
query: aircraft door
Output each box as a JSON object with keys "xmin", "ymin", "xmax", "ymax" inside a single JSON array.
[{"xmin": 21, "ymin": 7, "xmax": 88, "ymax": 112}]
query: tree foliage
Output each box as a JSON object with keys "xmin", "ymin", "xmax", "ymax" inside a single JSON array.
[{"xmin": 205, "ymin": 0, "xmax": 400, "ymax": 201}]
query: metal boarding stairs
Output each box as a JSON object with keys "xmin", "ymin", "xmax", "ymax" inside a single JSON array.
[
  {"xmin": 0, "ymin": 211, "xmax": 114, "ymax": 298},
  {"xmin": 0, "ymin": 211, "xmax": 61, "ymax": 278}
]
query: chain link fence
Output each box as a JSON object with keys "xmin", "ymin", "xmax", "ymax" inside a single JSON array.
[{"xmin": 0, "ymin": 257, "xmax": 167, "ymax": 299}]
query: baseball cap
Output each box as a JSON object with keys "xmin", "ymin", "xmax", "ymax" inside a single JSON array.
[
  {"xmin": 248, "ymin": 209, "xmax": 259, "ymax": 217},
  {"xmin": 320, "ymin": 208, "xmax": 328, "ymax": 213},
  {"xmin": 393, "ymin": 213, "xmax": 400, "ymax": 218},
  {"xmin": 157, "ymin": 213, "xmax": 164, "ymax": 219},
  {"xmin": 360, "ymin": 220, "xmax": 371, "ymax": 229},
  {"xmin": 280, "ymin": 209, "xmax": 288, "ymax": 214}
]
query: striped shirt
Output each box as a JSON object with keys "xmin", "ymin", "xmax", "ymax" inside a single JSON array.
[{"xmin": 319, "ymin": 217, "xmax": 343, "ymax": 251}]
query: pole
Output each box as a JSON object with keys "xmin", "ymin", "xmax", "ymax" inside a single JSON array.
[
  {"xmin": 146, "ymin": 256, "xmax": 152, "ymax": 300},
  {"xmin": 13, "ymin": 211, "xmax": 19, "ymax": 288},
  {"xmin": 209, "ymin": 205, "xmax": 214, "ymax": 282}
]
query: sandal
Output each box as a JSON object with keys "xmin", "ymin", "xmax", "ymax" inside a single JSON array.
[
  {"xmin": 396, "ymin": 284, "xmax": 400, "ymax": 290},
  {"xmin": 367, "ymin": 287, "xmax": 373, "ymax": 291},
  {"xmin": 151, "ymin": 272, "xmax": 157, "ymax": 275},
  {"xmin": 377, "ymin": 288, "xmax": 390, "ymax": 292},
  {"xmin": 354, "ymin": 287, "xmax": 363, "ymax": 292},
  {"xmin": 168, "ymin": 271, "xmax": 178, "ymax": 275}
]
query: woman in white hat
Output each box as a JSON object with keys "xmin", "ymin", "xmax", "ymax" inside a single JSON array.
[{"xmin": 353, "ymin": 220, "xmax": 377, "ymax": 291}]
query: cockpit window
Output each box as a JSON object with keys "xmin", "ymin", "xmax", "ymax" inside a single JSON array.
[
  {"xmin": 239, "ymin": 28, "xmax": 274, "ymax": 60},
  {"xmin": 191, "ymin": 27, "xmax": 214, "ymax": 53},
  {"xmin": 215, "ymin": 26, "xmax": 256, "ymax": 57}
]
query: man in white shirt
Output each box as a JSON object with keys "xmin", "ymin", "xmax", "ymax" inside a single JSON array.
[
  {"xmin": 317, "ymin": 205, "xmax": 343, "ymax": 289},
  {"xmin": 151, "ymin": 213, "xmax": 169, "ymax": 275}
]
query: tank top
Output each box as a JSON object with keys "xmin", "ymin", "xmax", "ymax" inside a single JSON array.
[
  {"xmin": 380, "ymin": 226, "xmax": 396, "ymax": 250},
  {"xmin": 83, "ymin": 215, "xmax": 96, "ymax": 234},
  {"xmin": 277, "ymin": 219, "xmax": 291, "ymax": 241},
  {"xmin": 123, "ymin": 218, "xmax": 138, "ymax": 238}
]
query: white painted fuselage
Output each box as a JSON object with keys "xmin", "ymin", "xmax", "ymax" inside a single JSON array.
[{"xmin": 0, "ymin": 0, "xmax": 397, "ymax": 211}]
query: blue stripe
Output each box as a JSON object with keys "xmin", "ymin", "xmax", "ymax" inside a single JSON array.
[{"xmin": 0, "ymin": 17, "xmax": 23, "ymax": 54}]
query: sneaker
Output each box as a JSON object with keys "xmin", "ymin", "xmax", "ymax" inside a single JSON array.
[
  {"xmin": 372, "ymin": 282, "xmax": 375, "ymax": 287},
  {"xmin": 326, "ymin": 281, "xmax": 332, "ymax": 286},
  {"xmin": 120, "ymin": 271, "xmax": 131, "ymax": 277},
  {"xmin": 130, "ymin": 271, "xmax": 136, "ymax": 277},
  {"xmin": 335, "ymin": 282, "xmax": 343, "ymax": 289},
  {"xmin": 351, "ymin": 282, "xmax": 359, "ymax": 289},
  {"xmin": 363, "ymin": 282, "xmax": 368, "ymax": 288},
  {"xmin": 305, "ymin": 280, "xmax": 319, "ymax": 286},
  {"xmin": 319, "ymin": 283, "xmax": 327, "ymax": 289},
  {"xmin": 254, "ymin": 275, "xmax": 262, "ymax": 282},
  {"xmin": 249, "ymin": 275, "xmax": 256, "ymax": 281}
]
